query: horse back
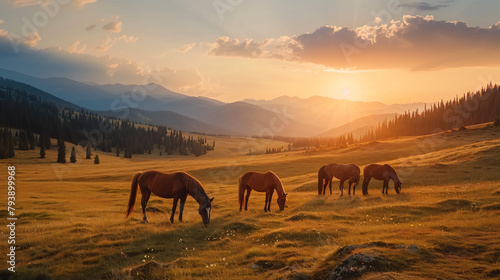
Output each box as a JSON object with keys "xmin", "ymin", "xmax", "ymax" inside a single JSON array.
[
  {"xmin": 241, "ymin": 171, "xmax": 275, "ymax": 193},
  {"xmin": 141, "ymin": 171, "xmax": 187, "ymax": 198}
]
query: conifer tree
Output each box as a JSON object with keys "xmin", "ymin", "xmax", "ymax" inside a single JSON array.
[
  {"xmin": 70, "ymin": 146, "xmax": 77, "ymax": 163},
  {"xmin": 57, "ymin": 137, "xmax": 66, "ymax": 163}
]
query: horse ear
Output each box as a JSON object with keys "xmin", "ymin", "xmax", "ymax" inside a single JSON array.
[
  {"xmin": 285, "ymin": 193, "xmax": 288, "ymax": 196},
  {"xmin": 210, "ymin": 197, "xmax": 214, "ymax": 202}
]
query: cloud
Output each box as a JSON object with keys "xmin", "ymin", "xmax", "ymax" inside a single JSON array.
[
  {"xmin": 117, "ymin": 34, "xmax": 138, "ymax": 43},
  {"xmin": 102, "ymin": 20, "xmax": 122, "ymax": 33},
  {"xmin": 74, "ymin": 0, "xmax": 97, "ymax": 7},
  {"xmin": 94, "ymin": 37, "xmax": 114, "ymax": 52},
  {"xmin": 0, "ymin": 20, "xmax": 4, "ymax": 24},
  {"xmin": 94, "ymin": 34, "xmax": 138, "ymax": 52},
  {"xmin": 86, "ymin": 24, "xmax": 96, "ymax": 31},
  {"xmin": 207, "ymin": 36, "xmax": 272, "ymax": 57},
  {"xmin": 207, "ymin": 15, "xmax": 500, "ymax": 70},
  {"xmin": 24, "ymin": 32, "xmax": 41, "ymax": 47},
  {"xmin": 0, "ymin": 35, "xmax": 147, "ymax": 85},
  {"xmin": 492, "ymin": 21, "xmax": 500, "ymax": 30},
  {"xmin": 397, "ymin": 1, "xmax": 453, "ymax": 11},
  {"xmin": 0, "ymin": 29, "xmax": 8, "ymax": 37},
  {"xmin": 177, "ymin": 43, "xmax": 196, "ymax": 52},
  {"xmin": 68, "ymin": 40, "xmax": 86, "ymax": 54}
]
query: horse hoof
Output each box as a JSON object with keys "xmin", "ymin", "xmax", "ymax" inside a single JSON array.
[{"xmin": 142, "ymin": 219, "xmax": 149, "ymax": 224}]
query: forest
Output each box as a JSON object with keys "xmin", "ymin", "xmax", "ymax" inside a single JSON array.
[{"xmin": 0, "ymin": 78, "xmax": 214, "ymax": 159}]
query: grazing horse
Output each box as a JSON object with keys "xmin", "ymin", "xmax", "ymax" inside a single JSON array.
[
  {"xmin": 362, "ymin": 164, "xmax": 402, "ymax": 195},
  {"xmin": 239, "ymin": 171, "xmax": 288, "ymax": 212},
  {"xmin": 318, "ymin": 163, "xmax": 361, "ymax": 196},
  {"xmin": 126, "ymin": 171, "xmax": 214, "ymax": 226}
]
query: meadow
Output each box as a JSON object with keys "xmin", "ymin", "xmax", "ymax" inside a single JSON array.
[{"xmin": 1, "ymin": 123, "xmax": 500, "ymax": 279}]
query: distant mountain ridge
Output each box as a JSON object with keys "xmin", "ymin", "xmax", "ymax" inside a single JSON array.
[{"xmin": 0, "ymin": 68, "xmax": 429, "ymax": 137}]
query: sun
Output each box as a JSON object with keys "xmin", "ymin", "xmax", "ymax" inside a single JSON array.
[{"xmin": 341, "ymin": 87, "xmax": 350, "ymax": 99}]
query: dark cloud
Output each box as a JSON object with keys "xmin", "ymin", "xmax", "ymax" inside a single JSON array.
[
  {"xmin": 102, "ymin": 20, "xmax": 122, "ymax": 33},
  {"xmin": 207, "ymin": 15, "xmax": 500, "ymax": 70},
  {"xmin": 86, "ymin": 24, "xmax": 96, "ymax": 31},
  {"xmin": 397, "ymin": 1, "xmax": 452, "ymax": 11},
  {"xmin": 0, "ymin": 36, "xmax": 144, "ymax": 84}
]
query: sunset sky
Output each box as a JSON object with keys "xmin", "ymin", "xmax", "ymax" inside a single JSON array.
[{"xmin": 0, "ymin": 0, "xmax": 499, "ymax": 104}]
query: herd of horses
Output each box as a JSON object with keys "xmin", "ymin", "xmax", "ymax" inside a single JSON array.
[{"xmin": 126, "ymin": 163, "xmax": 402, "ymax": 226}]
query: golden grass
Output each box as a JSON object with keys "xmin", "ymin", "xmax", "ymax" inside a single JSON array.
[{"xmin": 0, "ymin": 124, "xmax": 499, "ymax": 279}]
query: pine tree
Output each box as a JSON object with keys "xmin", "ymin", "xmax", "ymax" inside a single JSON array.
[
  {"xmin": 70, "ymin": 146, "xmax": 77, "ymax": 163},
  {"xmin": 86, "ymin": 145, "xmax": 92, "ymax": 159},
  {"xmin": 115, "ymin": 146, "xmax": 120, "ymax": 157},
  {"xmin": 39, "ymin": 136, "xmax": 46, "ymax": 158},
  {"xmin": 94, "ymin": 154, "xmax": 100, "ymax": 164},
  {"xmin": 57, "ymin": 137, "xmax": 66, "ymax": 163}
]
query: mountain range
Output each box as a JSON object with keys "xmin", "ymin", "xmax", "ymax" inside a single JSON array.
[{"xmin": 0, "ymin": 68, "xmax": 427, "ymax": 137}]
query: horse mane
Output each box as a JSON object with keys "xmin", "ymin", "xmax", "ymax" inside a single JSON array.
[
  {"xmin": 384, "ymin": 164, "xmax": 401, "ymax": 182},
  {"xmin": 176, "ymin": 172, "xmax": 210, "ymax": 206},
  {"xmin": 269, "ymin": 171, "xmax": 286, "ymax": 198}
]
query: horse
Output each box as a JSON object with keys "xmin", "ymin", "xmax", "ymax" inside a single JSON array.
[
  {"xmin": 318, "ymin": 163, "xmax": 361, "ymax": 196},
  {"xmin": 126, "ymin": 171, "xmax": 214, "ymax": 226},
  {"xmin": 362, "ymin": 164, "xmax": 402, "ymax": 195},
  {"xmin": 239, "ymin": 171, "xmax": 288, "ymax": 212}
]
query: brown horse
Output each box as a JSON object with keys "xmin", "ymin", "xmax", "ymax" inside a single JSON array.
[
  {"xmin": 318, "ymin": 163, "xmax": 361, "ymax": 196},
  {"xmin": 362, "ymin": 164, "xmax": 402, "ymax": 195},
  {"xmin": 239, "ymin": 171, "xmax": 288, "ymax": 212},
  {"xmin": 126, "ymin": 171, "xmax": 214, "ymax": 226}
]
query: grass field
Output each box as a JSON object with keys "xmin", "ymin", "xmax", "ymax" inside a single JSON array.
[{"xmin": 1, "ymin": 124, "xmax": 500, "ymax": 279}]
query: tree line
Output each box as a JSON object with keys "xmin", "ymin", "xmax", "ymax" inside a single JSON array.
[
  {"xmin": 0, "ymin": 79, "xmax": 215, "ymax": 160},
  {"xmin": 359, "ymin": 83, "xmax": 500, "ymax": 142},
  {"xmin": 260, "ymin": 83, "xmax": 500, "ymax": 150}
]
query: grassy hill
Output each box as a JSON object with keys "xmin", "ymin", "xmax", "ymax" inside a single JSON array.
[{"xmin": 1, "ymin": 123, "xmax": 499, "ymax": 279}]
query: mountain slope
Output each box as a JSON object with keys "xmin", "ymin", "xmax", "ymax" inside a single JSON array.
[
  {"xmin": 97, "ymin": 108, "xmax": 235, "ymax": 135},
  {"xmin": 0, "ymin": 77, "xmax": 82, "ymax": 110},
  {"xmin": 316, "ymin": 114, "xmax": 394, "ymax": 138},
  {"xmin": 244, "ymin": 95, "xmax": 426, "ymax": 131}
]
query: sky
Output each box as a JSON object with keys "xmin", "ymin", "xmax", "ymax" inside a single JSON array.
[{"xmin": 0, "ymin": 0, "xmax": 499, "ymax": 104}]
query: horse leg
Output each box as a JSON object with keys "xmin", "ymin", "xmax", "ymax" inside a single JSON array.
[
  {"xmin": 329, "ymin": 179, "xmax": 333, "ymax": 195},
  {"xmin": 363, "ymin": 177, "xmax": 371, "ymax": 195},
  {"xmin": 264, "ymin": 192, "xmax": 269, "ymax": 212},
  {"xmin": 339, "ymin": 180, "xmax": 345, "ymax": 196},
  {"xmin": 140, "ymin": 188, "xmax": 151, "ymax": 223},
  {"xmin": 170, "ymin": 198, "xmax": 179, "ymax": 223},
  {"xmin": 322, "ymin": 179, "xmax": 327, "ymax": 195},
  {"xmin": 385, "ymin": 180, "xmax": 389, "ymax": 195},
  {"xmin": 348, "ymin": 180, "xmax": 353, "ymax": 196},
  {"xmin": 178, "ymin": 194, "xmax": 187, "ymax": 222},
  {"xmin": 244, "ymin": 187, "xmax": 252, "ymax": 211},
  {"xmin": 269, "ymin": 192, "xmax": 274, "ymax": 211},
  {"xmin": 382, "ymin": 180, "xmax": 387, "ymax": 195}
]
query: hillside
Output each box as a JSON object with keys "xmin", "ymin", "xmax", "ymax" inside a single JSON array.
[
  {"xmin": 245, "ymin": 95, "xmax": 426, "ymax": 131},
  {"xmin": 0, "ymin": 68, "xmax": 429, "ymax": 137},
  {"xmin": 1, "ymin": 123, "xmax": 499, "ymax": 279},
  {"xmin": 316, "ymin": 114, "xmax": 394, "ymax": 138}
]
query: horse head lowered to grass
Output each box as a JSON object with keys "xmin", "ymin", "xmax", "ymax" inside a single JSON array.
[
  {"xmin": 238, "ymin": 171, "xmax": 288, "ymax": 212},
  {"xmin": 126, "ymin": 171, "xmax": 214, "ymax": 226},
  {"xmin": 362, "ymin": 164, "xmax": 402, "ymax": 195}
]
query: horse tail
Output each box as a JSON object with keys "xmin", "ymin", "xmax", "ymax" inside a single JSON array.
[
  {"xmin": 126, "ymin": 172, "xmax": 142, "ymax": 218},
  {"xmin": 238, "ymin": 176, "xmax": 245, "ymax": 209},
  {"xmin": 353, "ymin": 165, "xmax": 361, "ymax": 185},
  {"xmin": 318, "ymin": 166, "xmax": 326, "ymax": 195}
]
